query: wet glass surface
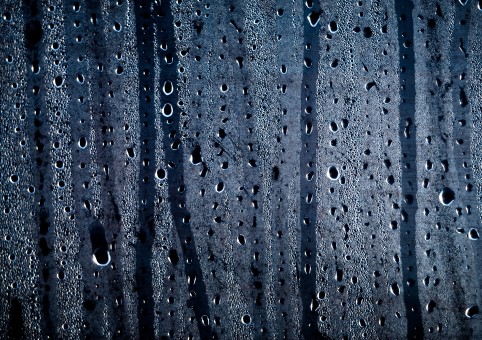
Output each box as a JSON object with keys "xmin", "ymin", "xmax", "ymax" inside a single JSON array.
[{"xmin": 1, "ymin": 0, "xmax": 481, "ymax": 338}]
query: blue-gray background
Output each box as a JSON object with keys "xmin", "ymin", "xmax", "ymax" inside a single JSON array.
[{"xmin": 1, "ymin": 0, "xmax": 481, "ymax": 338}]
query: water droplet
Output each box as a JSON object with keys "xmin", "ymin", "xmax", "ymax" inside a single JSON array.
[
  {"xmin": 365, "ymin": 81, "xmax": 376, "ymax": 91},
  {"xmin": 465, "ymin": 305, "xmax": 479, "ymax": 318},
  {"xmin": 201, "ymin": 315, "xmax": 210, "ymax": 326},
  {"xmin": 241, "ymin": 314, "xmax": 251, "ymax": 324},
  {"xmin": 468, "ymin": 228, "xmax": 479, "ymax": 240},
  {"xmin": 328, "ymin": 21, "xmax": 338, "ymax": 33},
  {"xmin": 31, "ymin": 60, "xmax": 40, "ymax": 73},
  {"xmin": 236, "ymin": 56, "xmax": 244, "ymax": 68},
  {"xmin": 329, "ymin": 121, "xmax": 338, "ymax": 132},
  {"xmin": 327, "ymin": 166, "xmax": 339, "ymax": 180},
  {"xmin": 3, "ymin": 12, "xmax": 12, "ymax": 21},
  {"xmin": 163, "ymin": 80, "xmax": 173, "ymax": 95},
  {"xmin": 156, "ymin": 168, "xmax": 166, "ymax": 180},
  {"xmin": 126, "ymin": 147, "xmax": 135, "ymax": 158},
  {"xmin": 190, "ymin": 145, "xmax": 202, "ymax": 165},
  {"xmin": 78, "ymin": 136, "xmax": 87, "ymax": 148},
  {"xmin": 168, "ymin": 249, "xmax": 179, "ymax": 265},
  {"xmin": 438, "ymin": 187, "xmax": 455, "ymax": 205},
  {"xmin": 307, "ymin": 11, "xmax": 321, "ymax": 27},
  {"xmin": 459, "ymin": 88, "xmax": 468, "ymax": 107},
  {"xmin": 92, "ymin": 248, "xmax": 111, "ymax": 266},
  {"xmin": 390, "ymin": 282, "xmax": 400, "ymax": 296},
  {"xmin": 426, "ymin": 300, "xmax": 436, "ymax": 312},
  {"xmin": 54, "ymin": 76, "xmax": 63, "ymax": 87},
  {"xmin": 363, "ymin": 26, "xmax": 373, "ymax": 38},
  {"xmin": 162, "ymin": 103, "xmax": 173, "ymax": 117},
  {"xmin": 216, "ymin": 182, "xmax": 224, "ymax": 193}
]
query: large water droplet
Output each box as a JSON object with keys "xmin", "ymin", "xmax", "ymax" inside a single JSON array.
[
  {"xmin": 201, "ymin": 315, "xmax": 210, "ymax": 326},
  {"xmin": 54, "ymin": 76, "xmax": 63, "ymax": 87},
  {"xmin": 465, "ymin": 305, "xmax": 479, "ymax": 318},
  {"xmin": 241, "ymin": 314, "xmax": 251, "ymax": 324},
  {"xmin": 307, "ymin": 11, "xmax": 321, "ymax": 27},
  {"xmin": 328, "ymin": 21, "xmax": 338, "ymax": 33},
  {"xmin": 468, "ymin": 228, "xmax": 479, "ymax": 240},
  {"xmin": 190, "ymin": 145, "xmax": 202, "ymax": 165},
  {"xmin": 438, "ymin": 187, "xmax": 455, "ymax": 205},
  {"xmin": 162, "ymin": 103, "xmax": 173, "ymax": 117},
  {"xmin": 327, "ymin": 166, "xmax": 339, "ymax": 180},
  {"xmin": 168, "ymin": 249, "xmax": 179, "ymax": 265},
  {"xmin": 92, "ymin": 248, "xmax": 111, "ymax": 266},
  {"xmin": 426, "ymin": 300, "xmax": 436, "ymax": 312},
  {"xmin": 163, "ymin": 80, "xmax": 173, "ymax": 95}
]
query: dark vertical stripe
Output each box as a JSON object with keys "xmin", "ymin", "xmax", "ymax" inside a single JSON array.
[
  {"xmin": 151, "ymin": 1, "xmax": 214, "ymax": 338},
  {"xmin": 79, "ymin": 0, "xmax": 130, "ymax": 336},
  {"xmin": 22, "ymin": 0, "xmax": 55, "ymax": 337},
  {"xmin": 225, "ymin": 1, "xmax": 269, "ymax": 333},
  {"xmin": 65, "ymin": 0, "xmax": 102, "ymax": 336},
  {"xmin": 394, "ymin": 1, "xmax": 424, "ymax": 338},
  {"xmin": 300, "ymin": 2, "xmax": 324, "ymax": 338},
  {"xmin": 450, "ymin": 1, "xmax": 474, "ymax": 329},
  {"xmin": 7, "ymin": 297, "xmax": 24, "ymax": 340},
  {"xmin": 133, "ymin": 1, "xmax": 156, "ymax": 337}
]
